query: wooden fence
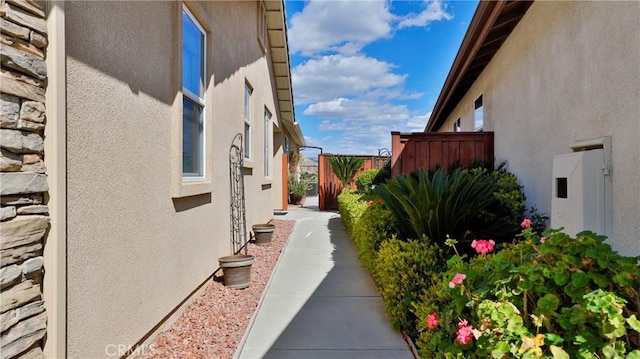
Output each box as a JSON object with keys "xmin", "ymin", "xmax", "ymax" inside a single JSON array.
[
  {"xmin": 318, "ymin": 154, "xmax": 388, "ymax": 210},
  {"xmin": 391, "ymin": 132, "xmax": 494, "ymax": 177}
]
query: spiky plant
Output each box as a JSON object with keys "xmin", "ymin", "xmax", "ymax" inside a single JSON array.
[
  {"xmin": 329, "ymin": 156, "xmax": 364, "ymax": 190},
  {"xmin": 375, "ymin": 167, "xmax": 499, "ymax": 244}
]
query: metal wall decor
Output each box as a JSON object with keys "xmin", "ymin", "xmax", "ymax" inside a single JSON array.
[{"xmin": 229, "ymin": 133, "xmax": 248, "ymax": 254}]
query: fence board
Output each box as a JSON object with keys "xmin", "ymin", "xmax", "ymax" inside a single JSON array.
[{"xmin": 390, "ymin": 132, "xmax": 494, "ymax": 176}]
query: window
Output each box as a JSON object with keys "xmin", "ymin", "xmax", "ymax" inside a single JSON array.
[
  {"xmin": 182, "ymin": 7, "xmax": 206, "ymax": 178},
  {"xmin": 244, "ymin": 83, "xmax": 253, "ymax": 159},
  {"xmin": 257, "ymin": 1, "xmax": 267, "ymax": 52},
  {"xmin": 264, "ymin": 109, "xmax": 272, "ymax": 178},
  {"xmin": 453, "ymin": 118, "xmax": 461, "ymax": 132},
  {"xmin": 474, "ymin": 95, "xmax": 483, "ymax": 131}
]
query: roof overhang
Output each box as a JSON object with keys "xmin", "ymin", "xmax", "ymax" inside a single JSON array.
[
  {"xmin": 265, "ymin": 0, "xmax": 305, "ymax": 146},
  {"xmin": 425, "ymin": 0, "xmax": 533, "ymax": 132}
]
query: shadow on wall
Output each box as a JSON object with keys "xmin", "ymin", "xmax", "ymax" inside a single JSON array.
[
  {"xmin": 65, "ymin": 1, "xmax": 265, "ymax": 105},
  {"xmin": 320, "ymin": 182, "xmax": 342, "ymax": 211},
  {"xmin": 172, "ymin": 193, "xmax": 212, "ymax": 212}
]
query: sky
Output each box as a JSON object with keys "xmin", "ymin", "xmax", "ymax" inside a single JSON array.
[{"xmin": 284, "ymin": 0, "xmax": 479, "ymax": 159}]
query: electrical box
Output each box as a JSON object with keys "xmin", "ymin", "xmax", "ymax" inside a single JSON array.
[{"xmin": 551, "ymin": 143, "xmax": 610, "ymax": 237}]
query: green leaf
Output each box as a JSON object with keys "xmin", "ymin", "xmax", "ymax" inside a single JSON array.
[
  {"xmin": 545, "ymin": 333, "xmax": 564, "ymax": 345},
  {"xmin": 492, "ymin": 341, "xmax": 510, "ymax": 358},
  {"xmin": 572, "ymin": 272, "xmax": 590, "ymax": 288},
  {"xmin": 627, "ymin": 315, "xmax": 640, "ymax": 332},
  {"xmin": 601, "ymin": 343, "xmax": 623, "ymax": 359},
  {"xmin": 550, "ymin": 345, "xmax": 570, "ymax": 359},
  {"xmin": 537, "ymin": 293, "xmax": 560, "ymax": 313},
  {"xmin": 553, "ymin": 272, "xmax": 569, "ymax": 285},
  {"xmin": 627, "ymin": 350, "xmax": 640, "ymax": 359}
]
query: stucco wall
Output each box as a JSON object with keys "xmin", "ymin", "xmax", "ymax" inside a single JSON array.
[
  {"xmin": 64, "ymin": 1, "xmax": 282, "ymax": 357},
  {"xmin": 440, "ymin": 1, "xmax": 639, "ymax": 255}
]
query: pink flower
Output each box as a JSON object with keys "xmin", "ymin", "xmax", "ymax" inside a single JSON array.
[
  {"xmin": 377, "ymin": 199, "xmax": 384, "ymax": 205},
  {"xmin": 521, "ymin": 218, "xmax": 532, "ymax": 228},
  {"xmin": 366, "ymin": 201, "xmax": 373, "ymax": 207},
  {"xmin": 448, "ymin": 273, "xmax": 466, "ymax": 288},
  {"xmin": 456, "ymin": 320, "xmax": 474, "ymax": 345},
  {"xmin": 471, "ymin": 239, "xmax": 495, "ymax": 254},
  {"xmin": 427, "ymin": 312, "xmax": 439, "ymax": 329},
  {"xmin": 540, "ymin": 237, "xmax": 547, "ymax": 243}
]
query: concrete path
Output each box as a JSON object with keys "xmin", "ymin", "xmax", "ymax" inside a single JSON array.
[{"xmin": 237, "ymin": 197, "xmax": 413, "ymax": 359}]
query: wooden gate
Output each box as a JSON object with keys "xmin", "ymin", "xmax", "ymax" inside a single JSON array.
[{"xmin": 318, "ymin": 154, "xmax": 387, "ymax": 210}]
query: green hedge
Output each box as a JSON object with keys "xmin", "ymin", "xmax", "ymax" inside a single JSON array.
[
  {"xmin": 355, "ymin": 169, "xmax": 379, "ymax": 194},
  {"xmin": 375, "ymin": 238, "xmax": 444, "ymax": 340}
]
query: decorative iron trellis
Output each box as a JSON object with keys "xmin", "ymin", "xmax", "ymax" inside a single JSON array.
[
  {"xmin": 229, "ymin": 133, "xmax": 248, "ymax": 254},
  {"xmin": 377, "ymin": 147, "xmax": 391, "ymax": 168}
]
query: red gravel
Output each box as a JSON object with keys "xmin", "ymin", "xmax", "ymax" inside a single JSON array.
[{"xmin": 144, "ymin": 219, "xmax": 295, "ymax": 359}]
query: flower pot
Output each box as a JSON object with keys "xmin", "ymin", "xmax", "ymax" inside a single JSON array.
[
  {"xmin": 252, "ymin": 223, "xmax": 275, "ymax": 246},
  {"xmin": 218, "ymin": 254, "xmax": 254, "ymax": 289},
  {"xmin": 289, "ymin": 194, "xmax": 303, "ymax": 205}
]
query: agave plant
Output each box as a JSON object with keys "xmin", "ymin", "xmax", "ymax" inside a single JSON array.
[
  {"xmin": 375, "ymin": 167, "xmax": 500, "ymax": 244},
  {"xmin": 329, "ymin": 156, "xmax": 364, "ymax": 189}
]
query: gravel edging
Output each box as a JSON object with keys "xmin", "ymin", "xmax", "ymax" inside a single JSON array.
[{"xmin": 143, "ymin": 219, "xmax": 295, "ymax": 359}]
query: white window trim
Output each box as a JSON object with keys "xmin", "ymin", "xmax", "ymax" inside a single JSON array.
[
  {"xmin": 474, "ymin": 95, "xmax": 484, "ymax": 132},
  {"xmin": 171, "ymin": 4, "xmax": 213, "ymax": 198},
  {"xmin": 264, "ymin": 108, "xmax": 272, "ymax": 179},
  {"xmin": 244, "ymin": 82, "xmax": 253, "ymax": 160},
  {"xmin": 257, "ymin": 1, "xmax": 267, "ymax": 53}
]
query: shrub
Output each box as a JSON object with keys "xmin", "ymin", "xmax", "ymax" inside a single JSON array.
[
  {"xmin": 372, "ymin": 159, "xmax": 392, "ymax": 186},
  {"xmin": 336, "ymin": 190, "xmax": 368, "ymax": 236},
  {"xmin": 471, "ymin": 168, "xmax": 527, "ymax": 242},
  {"xmin": 355, "ymin": 169, "xmax": 379, "ymax": 194},
  {"xmin": 375, "ymin": 167, "xmax": 499, "ymax": 244},
  {"xmin": 375, "ymin": 237, "xmax": 445, "ymax": 339},
  {"xmin": 352, "ymin": 200, "xmax": 396, "ymax": 272},
  {"xmin": 330, "ymin": 156, "xmax": 364, "ymax": 189},
  {"xmin": 414, "ymin": 226, "xmax": 640, "ymax": 358}
]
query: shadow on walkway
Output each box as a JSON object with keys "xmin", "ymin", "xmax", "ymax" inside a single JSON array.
[{"xmin": 238, "ymin": 205, "xmax": 412, "ymax": 359}]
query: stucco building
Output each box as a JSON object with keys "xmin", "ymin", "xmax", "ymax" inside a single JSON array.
[
  {"xmin": 424, "ymin": 1, "xmax": 639, "ymax": 256},
  {"xmin": 1, "ymin": 1, "xmax": 304, "ymax": 358}
]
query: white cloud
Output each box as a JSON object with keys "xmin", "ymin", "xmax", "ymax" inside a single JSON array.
[
  {"xmin": 398, "ymin": 0, "xmax": 453, "ymax": 29},
  {"xmin": 292, "ymin": 54, "xmax": 408, "ymax": 104},
  {"xmin": 305, "ymin": 98, "xmax": 409, "ymax": 123},
  {"xmin": 403, "ymin": 112, "xmax": 432, "ymax": 132},
  {"xmin": 288, "ymin": 0, "xmax": 394, "ymax": 56}
]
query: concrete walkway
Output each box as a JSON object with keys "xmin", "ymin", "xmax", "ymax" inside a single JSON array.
[{"xmin": 237, "ymin": 197, "xmax": 413, "ymax": 359}]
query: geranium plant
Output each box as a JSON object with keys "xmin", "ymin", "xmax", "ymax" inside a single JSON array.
[{"xmin": 414, "ymin": 221, "xmax": 640, "ymax": 358}]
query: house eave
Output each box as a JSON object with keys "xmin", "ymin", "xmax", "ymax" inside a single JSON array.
[
  {"xmin": 425, "ymin": 0, "xmax": 533, "ymax": 132},
  {"xmin": 265, "ymin": 0, "xmax": 305, "ymax": 146}
]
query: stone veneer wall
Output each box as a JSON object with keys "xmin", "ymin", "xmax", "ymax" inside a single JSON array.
[{"xmin": 0, "ymin": 0, "xmax": 50, "ymax": 358}]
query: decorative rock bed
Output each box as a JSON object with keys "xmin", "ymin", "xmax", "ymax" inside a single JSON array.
[{"xmin": 143, "ymin": 219, "xmax": 295, "ymax": 359}]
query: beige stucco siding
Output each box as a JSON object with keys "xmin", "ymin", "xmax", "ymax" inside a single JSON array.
[
  {"xmin": 439, "ymin": 1, "xmax": 639, "ymax": 255},
  {"xmin": 65, "ymin": 1, "xmax": 282, "ymax": 357}
]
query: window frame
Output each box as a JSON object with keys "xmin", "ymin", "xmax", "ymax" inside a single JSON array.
[
  {"xmin": 257, "ymin": 1, "xmax": 267, "ymax": 53},
  {"xmin": 244, "ymin": 82, "xmax": 253, "ymax": 160},
  {"xmin": 453, "ymin": 118, "xmax": 461, "ymax": 132},
  {"xmin": 474, "ymin": 95, "xmax": 484, "ymax": 132},
  {"xmin": 182, "ymin": 6, "xmax": 207, "ymax": 180},
  {"xmin": 264, "ymin": 108, "xmax": 272, "ymax": 179},
  {"xmin": 171, "ymin": 4, "xmax": 213, "ymax": 198}
]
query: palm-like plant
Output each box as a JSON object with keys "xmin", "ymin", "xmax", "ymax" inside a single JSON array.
[
  {"xmin": 329, "ymin": 156, "xmax": 364, "ymax": 189},
  {"xmin": 375, "ymin": 168, "xmax": 499, "ymax": 244}
]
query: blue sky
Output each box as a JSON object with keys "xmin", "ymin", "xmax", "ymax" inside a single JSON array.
[{"xmin": 284, "ymin": 0, "xmax": 479, "ymax": 158}]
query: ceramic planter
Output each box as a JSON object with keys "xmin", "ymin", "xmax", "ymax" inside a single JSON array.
[
  {"xmin": 218, "ymin": 254, "xmax": 254, "ymax": 289},
  {"xmin": 252, "ymin": 223, "xmax": 275, "ymax": 246}
]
